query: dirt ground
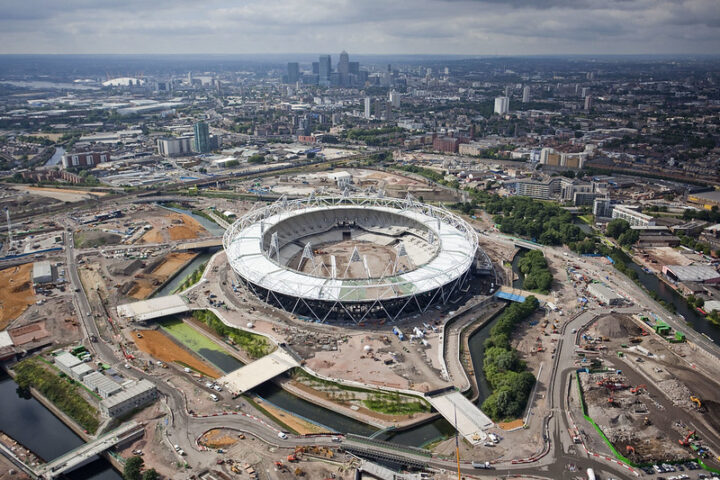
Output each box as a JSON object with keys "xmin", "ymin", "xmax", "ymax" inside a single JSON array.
[
  {"xmin": 140, "ymin": 212, "xmax": 207, "ymax": 244},
  {"xmin": 127, "ymin": 252, "xmax": 197, "ymax": 300},
  {"xmin": 8, "ymin": 321, "xmax": 49, "ymax": 346},
  {"xmin": 18, "ymin": 186, "xmax": 106, "ymax": 202},
  {"xmin": 0, "ymin": 263, "xmax": 36, "ymax": 330},
  {"xmin": 291, "ymin": 240, "xmax": 413, "ymax": 279},
  {"xmin": 73, "ymin": 229, "xmax": 121, "ymax": 248},
  {"xmin": 132, "ymin": 329, "xmax": 222, "ymax": 378},
  {"xmin": 199, "ymin": 429, "xmax": 239, "ymax": 449}
]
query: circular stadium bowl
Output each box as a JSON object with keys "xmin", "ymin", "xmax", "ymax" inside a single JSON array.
[{"xmin": 223, "ymin": 195, "xmax": 478, "ymax": 323}]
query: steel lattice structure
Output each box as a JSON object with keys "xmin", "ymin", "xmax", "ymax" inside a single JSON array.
[{"xmin": 223, "ymin": 194, "xmax": 478, "ymax": 323}]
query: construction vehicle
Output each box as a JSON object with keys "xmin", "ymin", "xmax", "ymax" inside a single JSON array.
[
  {"xmin": 626, "ymin": 445, "xmax": 636, "ymax": 455},
  {"xmin": 691, "ymin": 396, "xmax": 702, "ymax": 408},
  {"xmin": 643, "ymin": 417, "xmax": 651, "ymax": 426},
  {"xmin": 286, "ymin": 454, "xmax": 298, "ymax": 462},
  {"xmin": 630, "ymin": 384, "xmax": 646, "ymax": 394},
  {"xmin": 679, "ymin": 430, "xmax": 696, "ymax": 447},
  {"xmin": 294, "ymin": 467, "xmax": 304, "ymax": 476},
  {"xmin": 596, "ymin": 379, "xmax": 629, "ymax": 391}
]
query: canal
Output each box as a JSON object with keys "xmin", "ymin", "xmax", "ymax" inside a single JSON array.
[
  {"xmin": 45, "ymin": 146, "xmax": 65, "ymax": 167},
  {"xmin": 160, "ymin": 205, "xmax": 226, "ymax": 236},
  {"xmin": 623, "ymin": 254, "xmax": 720, "ymax": 343},
  {"xmin": 152, "ymin": 250, "xmax": 216, "ymax": 297},
  {"xmin": 0, "ymin": 370, "xmax": 121, "ymax": 480}
]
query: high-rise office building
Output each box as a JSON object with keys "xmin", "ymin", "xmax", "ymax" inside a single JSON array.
[
  {"xmin": 312, "ymin": 62, "xmax": 319, "ymax": 75},
  {"xmin": 522, "ymin": 86, "xmax": 531, "ymax": 103},
  {"xmin": 319, "ymin": 55, "xmax": 331, "ymax": 86},
  {"xmin": 287, "ymin": 62, "xmax": 299, "ymax": 84},
  {"xmin": 193, "ymin": 121, "xmax": 210, "ymax": 153},
  {"xmin": 364, "ymin": 97, "xmax": 371, "ymax": 119},
  {"xmin": 337, "ymin": 51, "xmax": 349, "ymax": 75},
  {"xmin": 349, "ymin": 62, "xmax": 359, "ymax": 75},
  {"xmin": 584, "ymin": 95, "xmax": 593, "ymax": 111},
  {"xmin": 494, "ymin": 96, "xmax": 510, "ymax": 115}
]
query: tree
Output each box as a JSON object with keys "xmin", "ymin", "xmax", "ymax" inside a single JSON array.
[
  {"xmin": 248, "ymin": 154, "xmax": 265, "ymax": 164},
  {"xmin": 124, "ymin": 456, "xmax": 144, "ymax": 480},
  {"xmin": 142, "ymin": 468, "xmax": 159, "ymax": 480},
  {"xmin": 606, "ymin": 218, "xmax": 630, "ymax": 239}
]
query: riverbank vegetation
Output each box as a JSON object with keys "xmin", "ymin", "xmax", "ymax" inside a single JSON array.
[
  {"xmin": 14, "ymin": 357, "xmax": 100, "ymax": 434},
  {"xmin": 518, "ymin": 250, "xmax": 553, "ymax": 294},
  {"xmin": 172, "ymin": 262, "xmax": 206, "ymax": 294},
  {"xmin": 481, "ymin": 296, "xmax": 538, "ymax": 421},
  {"xmin": 192, "ymin": 310, "xmax": 273, "ymax": 359}
]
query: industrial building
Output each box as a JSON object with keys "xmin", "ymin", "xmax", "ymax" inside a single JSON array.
[
  {"xmin": 70, "ymin": 363, "xmax": 94, "ymax": 381},
  {"xmin": 83, "ymin": 371, "xmax": 123, "ymax": 398},
  {"xmin": 587, "ymin": 283, "xmax": 624, "ymax": 305},
  {"xmin": 32, "ymin": 261, "xmax": 54, "ymax": 285},
  {"xmin": 53, "ymin": 351, "xmax": 83, "ymax": 377},
  {"xmin": 662, "ymin": 265, "xmax": 720, "ymax": 283},
  {"xmin": 100, "ymin": 379, "xmax": 158, "ymax": 417}
]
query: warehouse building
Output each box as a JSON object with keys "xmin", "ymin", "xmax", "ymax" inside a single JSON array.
[
  {"xmin": 662, "ymin": 265, "xmax": 720, "ymax": 283},
  {"xmin": 100, "ymin": 379, "xmax": 157, "ymax": 417},
  {"xmin": 53, "ymin": 351, "xmax": 82, "ymax": 377},
  {"xmin": 83, "ymin": 371, "xmax": 123, "ymax": 398},
  {"xmin": 32, "ymin": 261, "xmax": 54, "ymax": 285},
  {"xmin": 69, "ymin": 363, "xmax": 94, "ymax": 382},
  {"xmin": 587, "ymin": 283, "xmax": 624, "ymax": 305}
]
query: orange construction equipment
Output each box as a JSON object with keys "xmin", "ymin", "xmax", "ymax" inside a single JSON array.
[
  {"xmin": 626, "ymin": 445, "xmax": 635, "ymax": 455},
  {"xmin": 679, "ymin": 430, "xmax": 696, "ymax": 447},
  {"xmin": 630, "ymin": 384, "xmax": 646, "ymax": 394},
  {"xmin": 691, "ymin": 396, "xmax": 702, "ymax": 408},
  {"xmin": 286, "ymin": 454, "xmax": 297, "ymax": 462}
]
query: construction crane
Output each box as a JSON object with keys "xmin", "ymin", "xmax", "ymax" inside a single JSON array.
[{"xmin": 679, "ymin": 430, "xmax": 696, "ymax": 447}]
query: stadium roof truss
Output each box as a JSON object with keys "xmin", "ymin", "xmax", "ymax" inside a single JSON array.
[{"xmin": 223, "ymin": 194, "xmax": 479, "ymax": 323}]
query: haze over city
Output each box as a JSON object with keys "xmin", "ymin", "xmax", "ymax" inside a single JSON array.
[{"xmin": 2, "ymin": 0, "xmax": 720, "ymax": 55}]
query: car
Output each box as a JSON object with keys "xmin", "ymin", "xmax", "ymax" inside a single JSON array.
[{"xmin": 277, "ymin": 432, "xmax": 288, "ymax": 439}]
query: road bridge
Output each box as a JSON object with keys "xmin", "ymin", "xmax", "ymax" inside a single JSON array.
[
  {"xmin": 177, "ymin": 237, "xmax": 223, "ymax": 250},
  {"xmin": 217, "ymin": 349, "xmax": 300, "ymax": 395},
  {"xmin": 35, "ymin": 421, "xmax": 143, "ymax": 479},
  {"xmin": 116, "ymin": 294, "xmax": 190, "ymax": 322}
]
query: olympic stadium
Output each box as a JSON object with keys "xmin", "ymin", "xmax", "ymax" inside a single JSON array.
[{"xmin": 223, "ymin": 194, "xmax": 481, "ymax": 323}]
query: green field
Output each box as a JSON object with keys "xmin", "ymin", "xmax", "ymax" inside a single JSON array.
[{"xmin": 161, "ymin": 319, "xmax": 244, "ymax": 373}]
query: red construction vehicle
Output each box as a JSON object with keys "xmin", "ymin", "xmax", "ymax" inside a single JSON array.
[
  {"xmin": 679, "ymin": 430, "xmax": 696, "ymax": 447},
  {"xmin": 626, "ymin": 445, "xmax": 635, "ymax": 455},
  {"xmin": 286, "ymin": 454, "xmax": 298, "ymax": 462},
  {"xmin": 630, "ymin": 384, "xmax": 646, "ymax": 394}
]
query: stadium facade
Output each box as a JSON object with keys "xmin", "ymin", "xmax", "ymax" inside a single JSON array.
[{"xmin": 223, "ymin": 194, "xmax": 479, "ymax": 323}]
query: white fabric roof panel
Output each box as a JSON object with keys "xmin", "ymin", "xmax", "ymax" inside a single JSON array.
[{"xmin": 226, "ymin": 203, "xmax": 476, "ymax": 302}]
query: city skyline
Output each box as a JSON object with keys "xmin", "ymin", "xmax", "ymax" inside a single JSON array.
[{"xmin": 1, "ymin": 0, "xmax": 719, "ymax": 55}]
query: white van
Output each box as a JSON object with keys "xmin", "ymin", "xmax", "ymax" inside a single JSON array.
[
  {"xmin": 277, "ymin": 432, "xmax": 288, "ymax": 439},
  {"xmin": 210, "ymin": 394, "xmax": 219, "ymax": 402}
]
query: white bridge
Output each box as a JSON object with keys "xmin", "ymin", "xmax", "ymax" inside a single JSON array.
[
  {"xmin": 426, "ymin": 390, "xmax": 493, "ymax": 445},
  {"xmin": 217, "ymin": 349, "xmax": 300, "ymax": 395}
]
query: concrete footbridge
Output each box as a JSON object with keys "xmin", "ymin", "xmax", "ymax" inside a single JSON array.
[
  {"xmin": 117, "ymin": 294, "xmax": 190, "ymax": 322},
  {"xmin": 217, "ymin": 349, "xmax": 300, "ymax": 395},
  {"xmin": 425, "ymin": 389, "xmax": 493, "ymax": 445},
  {"xmin": 35, "ymin": 421, "xmax": 144, "ymax": 479}
]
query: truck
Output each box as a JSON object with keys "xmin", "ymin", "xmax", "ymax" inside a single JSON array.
[
  {"xmin": 586, "ymin": 468, "xmax": 596, "ymax": 480},
  {"xmin": 472, "ymin": 461, "xmax": 492, "ymax": 469}
]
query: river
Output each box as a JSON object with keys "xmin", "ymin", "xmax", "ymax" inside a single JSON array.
[
  {"xmin": 45, "ymin": 146, "xmax": 65, "ymax": 166},
  {"xmin": 152, "ymin": 250, "xmax": 216, "ymax": 298},
  {"xmin": 0, "ymin": 370, "xmax": 121, "ymax": 480},
  {"xmin": 160, "ymin": 205, "xmax": 226, "ymax": 237}
]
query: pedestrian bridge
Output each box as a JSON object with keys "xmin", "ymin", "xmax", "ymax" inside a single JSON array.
[
  {"xmin": 117, "ymin": 294, "xmax": 190, "ymax": 322},
  {"xmin": 496, "ymin": 286, "xmax": 551, "ymax": 304},
  {"xmin": 426, "ymin": 390, "xmax": 493, "ymax": 445},
  {"xmin": 36, "ymin": 421, "xmax": 143, "ymax": 479},
  {"xmin": 217, "ymin": 349, "xmax": 300, "ymax": 395}
]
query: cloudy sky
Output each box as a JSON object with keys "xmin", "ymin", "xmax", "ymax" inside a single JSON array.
[{"xmin": 1, "ymin": 0, "xmax": 719, "ymax": 55}]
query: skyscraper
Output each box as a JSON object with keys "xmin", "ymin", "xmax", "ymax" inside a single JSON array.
[
  {"xmin": 337, "ymin": 51, "xmax": 349, "ymax": 75},
  {"xmin": 287, "ymin": 62, "xmax": 299, "ymax": 84},
  {"xmin": 522, "ymin": 86, "xmax": 531, "ymax": 103},
  {"xmin": 194, "ymin": 121, "xmax": 210, "ymax": 153},
  {"xmin": 584, "ymin": 96, "xmax": 593, "ymax": 111},
  {"xmin": 319, "ymin": 55, "xmax": 331, "ymax": 86},
  {"xmin": 389, "ymin": 90, "xmax": 401, "ymax": 108},
  {"xmin": 364, "ymin": 97, "xmax": 371, "ymax": 119}
]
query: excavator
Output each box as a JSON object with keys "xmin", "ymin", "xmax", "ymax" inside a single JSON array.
[
  {"xmin": 691, "ymin": 396, "xmax": 702, "ymax": 408},
  {"xmin": 679, "ymin": 430, "xmax": 696, "ymax": 447},
  {"xmin": 630, "ymin": 384, "xmax": 646, "ymax": 394},
  {"xmin": 626, "ymin": 445, "xmax": 636, "ymax": 456}
]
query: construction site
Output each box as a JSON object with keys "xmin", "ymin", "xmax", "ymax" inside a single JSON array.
[{"xmin": 571, "ymin": 313, "xmax": 720, "ymax": 469}]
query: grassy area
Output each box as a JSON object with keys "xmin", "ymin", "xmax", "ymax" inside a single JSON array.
[
  {"xmin": 191, "ymin": 310, "xmax": 274, "ymax": 359},
  {"xmin": 13, "ymin": 357, "xmax": 100, "ymax": 434},
  {"xmin": 293, "ymin": 369, "xmax": 431, "ymax": 415},
  {"xmin": 172, "ymin": 262, "xmax": 206, "ymax": 294}
]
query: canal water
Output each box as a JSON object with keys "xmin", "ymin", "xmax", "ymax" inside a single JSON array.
[
  {"xmin": 624, "ymin": 255, "xmax": 720, "ymax": 343},
  {"xmin": 0, "ymin": 370, "xmax": 121, "ymax": 480},
  {"xmin": 45, "ymin": 146, "xmax": 65, "ymax": 166}
]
